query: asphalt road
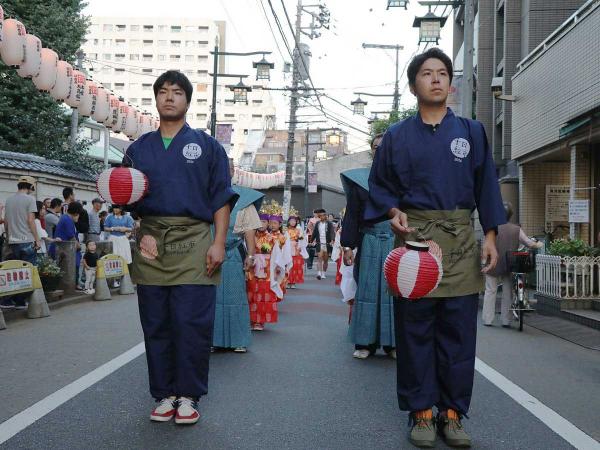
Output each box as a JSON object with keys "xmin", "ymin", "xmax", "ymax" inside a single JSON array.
[{"xmin": 1, "ymin": 266, "xmax": 598, "ymax": 449}]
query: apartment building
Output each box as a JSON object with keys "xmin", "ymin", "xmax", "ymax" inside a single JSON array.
[{"xmin": 82, "ymin": 17, "xmax": 277, "ymax": 162}]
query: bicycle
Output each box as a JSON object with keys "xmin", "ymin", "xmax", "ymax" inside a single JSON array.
[{"xmin": 507, "ymin": 250, "xmax": 536, "ymax": 332}]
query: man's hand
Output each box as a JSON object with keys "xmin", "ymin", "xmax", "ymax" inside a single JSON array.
[
  {"xmin": 244, "ymin": 255, "xmax": 255, "ymax": 271},
  {"xmin": 481, "ymin": 232, "xmax": 498, "ymax": 274},
  {"xmin": 206, "ymin": 243, "xmax": 225, "ymax": 277},
  {"xmin": 389, "ymin": 209, "xmax": 415, "ymax": 237}
]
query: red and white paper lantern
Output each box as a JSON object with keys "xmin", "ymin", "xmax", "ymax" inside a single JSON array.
[
  {"xmin": 92, "ymin": 86, "xmax": 110, "ymax": 123},
  {"xmin": 96, "ymin": 167, "xmax": 149, "ymax": 205},
  {"xmin": 0, "ymin": 18, "xmax": 26, "ymax": 66},
  {"xmin": 78, "ymin": 79, "xmax": 98, "ymax": 117},
  {"xmin": 49, "ymin": 60, "xmax": 73, "ymax": 101},
  {"xmin": 116, "ymin": 102, "xmax": 129, "ymax": 132},
  {"xmin": 64, "ymin": 69, "xmax": 85, "ymax": 108},
  {"xmin": 384, "ymin": 241, "xmax": 443, "ymax": 300},
  {"xmin": 16, "ymin": 34, "xmax": 41, "ymax": 78},
  {"xmin": 32, "ymin": 48, "xmax": 58, "ymax": 91},
  {"xmin": 103, "ymin": 94, "xmax": 120, "ymax": 128}
]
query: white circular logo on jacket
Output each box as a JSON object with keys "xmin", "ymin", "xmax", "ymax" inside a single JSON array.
[
  {"xmin": 450, "ymin": 138, "xmax": 470, "ymax": 158},
  {"xmin": 183, "ymin": 143, "xmax": 202, "ymax": 160}
]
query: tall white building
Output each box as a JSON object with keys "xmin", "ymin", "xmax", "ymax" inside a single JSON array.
[{"xmin": 82, "ymin": 17, "xmax": 276, "ymax": 162}]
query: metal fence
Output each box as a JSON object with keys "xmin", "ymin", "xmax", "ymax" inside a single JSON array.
[{"xmin": 536, "ymin": 254, "xmax": 600, "ymax": 299}]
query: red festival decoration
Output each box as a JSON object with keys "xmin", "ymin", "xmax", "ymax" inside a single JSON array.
[
  {"xmin": 96, "ymin": 167, "xmax": 148, "ymax": 205},
  {"xmin": 384, "ymin": 241, "xmax": 443, "ymax": 299}
]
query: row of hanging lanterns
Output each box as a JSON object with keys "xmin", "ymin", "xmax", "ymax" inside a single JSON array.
[{"xmin": 0, "ymin": 5, "xmax": 159, "ymax": 140}]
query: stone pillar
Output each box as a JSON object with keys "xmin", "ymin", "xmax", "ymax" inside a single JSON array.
[{"xmin": 55, "ymin": 240, "xmax": 78, "ymax": 294}]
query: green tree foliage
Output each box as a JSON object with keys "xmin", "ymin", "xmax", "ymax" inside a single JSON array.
[
  {"xmin": 370, "ymin": 105, "xmax": 418, "ymax": 137},
  {"xmin": 0, "ymin": 1, "xmax": 98, "ymax": 171}
]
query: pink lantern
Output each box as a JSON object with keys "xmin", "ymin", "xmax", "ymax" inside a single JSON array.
[
  {"xmin": 92, "ymin": 86, "xmax": 110, "ymax": 123},
  {"xmin": 384, "ymin": 241, "xmax": 443, "ymax": 300},
  {"xmin": 16, "ymin": 34, "xmax": 41, "ymax": 78},
  {"xmin": 135, "ymin": 113, "xmax": 152, "ymax": 139},
  {"xmin": 424, "ymin": 240, "xmax": 443, "ymax": 262},
  {"xmin": 96, "ymin": 167, "xmax": 149, "ymax": 205},
  {"xmin": 49, "ymin": 60, "xmax": 73, "ymax": 101},
  {"xmin": 124, "ymin": 106, "xmax": 138, "ymax": 137},
  {"xmin": 79, "ymin": 79, "xmax": 98, "ymax": 117},
  {"xmin": 65, "ymin": 70, "xmax": 85, "ymax": 108},
  {"xmin": 0, "ymin": 19, "xmax": 26, "ymax": 66},
  {"xmin": 103, "ymin": 94, "xmax": 120, "ymax": 128},
  {"xmin": 32, "ymin": 48, "xmax": 58, "ymax": 91},
  {"xmin": 0, "ymin": 6, "xmax": 4, "ymax": 48}
]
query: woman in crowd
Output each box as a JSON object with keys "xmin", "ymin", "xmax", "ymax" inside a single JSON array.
[
  {"xmin": 104, "ymin": 205, "xmax": 134, "ymax": 271},
  {"xmin": 285, "ymin": 208, "xmax": 305, "ymax": 289}
]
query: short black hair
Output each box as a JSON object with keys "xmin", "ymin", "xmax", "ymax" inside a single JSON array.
[
  {"xmin": 315, "ymin": 208, "xmax": 326, "ymax": 214},
  {"xmin": 63, "ymin": 187, "xmax": 74, "ymax": 200},
  {"xmin": 35, "ymin": 200, "xmax": 44, "ymax": 219},
  {"xmin": 17, "ymin": 182, "xmax": 33, "ymax": 190},
  {"xmin": 407, "ymin": 47, "xmax": 453, "ymax": 86},
  {"xmin": 50, "ymin": 198, "xmax": 62, "ymax": 209},
  {"xmin": 67, "ymin": 201, "xmax": 83, "ymax": 215},
  {"xmin": 153, "ymin": 70, "xmax": 193, "ymax": 104},
  {"xmin": 99, "ymin": 211, "xmax": 108, "ymax": 218},
  {"xmin": 370, "ymin": 132, "xmax": 385, "ymax": 149}
]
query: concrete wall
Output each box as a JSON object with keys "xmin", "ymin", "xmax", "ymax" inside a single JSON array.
[
  {"xmin": 513, "ymin": 3, "xmax": 600, "ymax": 159},
  {"xmin": 315, "ymin": 151, "xmax": 372, "ymax": 190}
]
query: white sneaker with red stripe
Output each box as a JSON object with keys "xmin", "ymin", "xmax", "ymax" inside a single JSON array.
[
  {"xmin": 175, "ymin": 397, "xmax": 200, "ymax": 425},
  {"xmin": 150, "ymin": 397, "xmax": 177, "ymax": 422}
]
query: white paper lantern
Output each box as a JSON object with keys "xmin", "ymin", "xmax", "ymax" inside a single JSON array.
[
  {"xmin": 32, "ymin": 48, "xmax": 58, "ymax": 91},
  {"xmin": 64, "ymin": 70, "xmax": 85, "ymax": 107},
  {"xmin": 115, "ymin": 101, "xmax": 129, "ymax": 133},
  {"xmin": 79, "ymin": 79, "xmax": 98, "ymax": 117},
  {"xmin": 124, "ymin": 106, "xmax": 138, "ymax": 137},
  {"xmin": 103, "ymin": 94, "xmax": 120, "ymax": 128},
  {"xmin": 0, "ymin": 6, "xmax": 4, "ymax": 50},
  {"xmin": 49, "ymin": 60, "xmax": 73, "ymax": 101},
  {"xmin": 92, "ymin": 86, "xmax": 110, "ymax": 123},
  {"xmin": 16, "ymin": 34, "xmax": 41, "ymax": 78},
  {"xmin": 139, "ymin": 114, "xmax": 153, "ymax": 137},
  {"xmin": 0, "ymin": 18, "xmax": 26, "ymax": 66}
]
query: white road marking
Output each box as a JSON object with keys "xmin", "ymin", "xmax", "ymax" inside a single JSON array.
[
  {"xmin": 0, "ymin": 342, "xmax": 145, "ymax": 445},
  {"xmin": 476, "ymin": 358, "xmax": 600, "ymax": 450}
]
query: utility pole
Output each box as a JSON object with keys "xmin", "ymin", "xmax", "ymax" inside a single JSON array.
[
  {"xmin": 362, "ymin": 43, "xmax": 404, "ymax": 113},
  {"xmin": 282, "ymin": 0, "xmax": 303, "ymax": 221},
  {"xmin": 461, "ymin": 0, "xmax": 474, "ymax": 119},
  {"xmin": 70, "ymin": 49, "xmax": 85, "ymax": 147},
  {"xmin": 210, "ymin": 35, "xmax": 219, "ymax": 137}
]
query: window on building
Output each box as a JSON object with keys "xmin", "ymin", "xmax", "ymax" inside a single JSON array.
[
  {"xmin": 143, "ymin": 40, "xmax": 153, "ymax": 46},
  {"xmin": 252, "ymin": 100, "xmax": 263, "ymax": 105},
  {"xmin": 171, "ymin": 25, "xmax": 181, "ymax": 33},
  {"xmin": 103, "ymin": 82, "xmax": 112, "ymax": 90},
  {"xmin": 88, "ymin": 53, "xmax": 98, "ymax": 60},
  {"xmin": 170, "ymin": 55, "xmax": 181, "ymax": 61},
  {"xmin": 158, "ymin": 40, "xmax": 167, "ymax": 46},
  {"xmin": 198, "ymin": 40, "xmax": 208, "ymax": 48},
  {"xmin": 129, "ymin": 98, "xmax": 138, "ymax": 104},
  {"xmin": 142, "ymin": 68, "xmax": 153, "ymax": 74},
  {"xmin": 103, "ymin": 24, "xmax": 113, "ymax": 32},
  {"xmin": 115, "ymin": 83, "xmax": 125, "ymax": 90},
  {"xmin": 142, "ymin": 83, "xmax": 152, "ymax": 91},
  {"xmin": 115, "ymin": 39, "xmax": 126, "ymax": 47},
  {"xmin": 158, "ymin": 25, "xmax": 167, "ymax": 32},
  {"xmin": 252, "ymin": 114, "xmax": 262, "ymax": 119},
  {"xmin": 130, "ymin": 39, "xmax": 140, "ymax": 46},
  {"xmin": 198, "ymin": 26, "xmax": 209, "ymax": 33},
  {"xmin": 143, "ymin": 25, "xmax": 154, "ymax": 32},
  {"xmin": 93, "ymin": 39, "xmax": 99, "ymax": 46},
  {"xmin": 197, "ymin": 70, "xmax": 208, "ymax": 77},
  {"xmin": 171, "ymin": 40, "xmax": 181, "ymax": 47},
  {"xmin": 90, "ymin": 128, "xmax": 101, "ymax": 141},
  {"xmin": 116, "ymin": 24, "xmax": 126, "ymax": 32},
  {"xmin": 102, "ymin": 53, "xmax": 111, "ymax": 60},
  {"xmin": 185, "ymin": 69, "xmax": 194, "ymax": 76},
  {"xmin": 225, "ymin": 114, "xmax": 235, "ymax": 118},
  {"xmin": 198, "ymin": 55, "xmax": 208, "ymax": 62},
  {"xmin": 196, "ymin": 113, "xmax": 207, "ymax": 120},
  {"xmin": 90, "ymin": 24, "xmax": 99, "ymax": 33},
  {"xmin": 142, "ymin": 54, "xmax": 153, "ymax": 61},
  {"xmin": 225, "ymin": 99, "xmax": 235, "ymax": 105},
  {"xmin": 115, "ymin": 68, "xmax": 125, "ymax": 74},
  {"xmin": 130, "ymin": 25, "xmax": 139, "ymax": 32},
  {"xmin": 115, "ymin": 53, "xmax": 125, "ymax": 61},
  {"xmin": 142, "ymin": 98, "xmax": 152, "ymax": 105},
  {"xmin": 196, "ymin": 99, "xmax": 207, "ymax": 105},
  {"xmin": 185, "ymin": 40, "xmax": 195, "ymax": 47},
  {"xmin": 103, "ymin": 39, "xmax": 112, "ymax": 46},
  {"xmin": 130, "ymin": 54, "xmax": 140, "ymax": 61},
  {"xmin": 185, "ymin": 55, "xmax": 194, "ymax": 62},
  {"xmin": 158, "ymin": 54, "xmax": 166, "ymax": 61}
]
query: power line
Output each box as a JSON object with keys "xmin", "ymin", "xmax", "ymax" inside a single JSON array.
[{"xmin": 258, "ymin": 0, "xmax": 287, "ymax": 62}]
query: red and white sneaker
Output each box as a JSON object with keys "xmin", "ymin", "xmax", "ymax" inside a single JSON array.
[
  {"xmin": 150, "ymin": 397, "xmax": 177, "ymax": 422},
  {"xmin": 175, "ymin": 397, "xmax": 200, "ymax": 425}
]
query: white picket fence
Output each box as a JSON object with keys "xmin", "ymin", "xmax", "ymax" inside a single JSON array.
[{"xmin": 536, "ymin": 254, "xmax": 600, "ymax": 299}]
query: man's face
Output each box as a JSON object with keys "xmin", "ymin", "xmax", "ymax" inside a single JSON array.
[
  {"xmin": 410, "ymin": 58, "xmax": 450, "ymax": 106},
  {"xmin": 93, "ymin": 202, "xmax": 102, "ymax": 212},
  {"xmin": 319, "ymin": 213, "xmax": 327, "ymax": 222},
  {"xmin": 43, "ymin": 199, "xmax": 51, "ymax": 209},
  {"xmin": 269, "ymin": 220, "xmax": 280, "ymax": 231},
  {"xmin": 155, "ymin": 81, "xmax": 189, "ymax": 121},
  {"xmin": 371, "ymin": 136, "xmax": 383, "ymax": 155}
]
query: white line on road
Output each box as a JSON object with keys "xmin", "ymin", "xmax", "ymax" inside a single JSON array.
[
  {"xmin": 475, "ymin": 358, "xmax": 600, "ymax": 450},
  {"xmin": 0, "ymin": 342, "xmax": 145, "ymax": 445}
]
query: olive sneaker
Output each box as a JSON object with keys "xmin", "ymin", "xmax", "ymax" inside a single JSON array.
[
  {"xmin": 408, "ymin": 409, "xmax": 436, "ymax": 448},
  {"xmin": 437, "ymin": 409, "xmax": 471, "ymax": 448}
]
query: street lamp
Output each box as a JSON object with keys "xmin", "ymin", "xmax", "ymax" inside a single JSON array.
[
  {"xmin": 228, "ymin": 77, "xmax": 252, "ymax": 104},
  {"xmin": 387, "ymin": 0, "xmax": 409, "ymax": 9},
  {"xmin": 413, "ymin": 10, "xmax": 447, "ymax": 44},
  {"xmin": 351, "ymin": 96, "xmax": 368, "ymax": 115},
  {"xmin": 253, "ymin": 55, "xmax": 275, "ymax": 81}
]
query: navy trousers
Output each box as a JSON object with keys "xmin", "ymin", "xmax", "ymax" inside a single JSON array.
[
  {"xmin": 393, "ymin": 294, "xmax": 478, "ymax": 416},
  {"xmin": 137, "ymin": 284, "xmax": 216, "ymax": 400}
]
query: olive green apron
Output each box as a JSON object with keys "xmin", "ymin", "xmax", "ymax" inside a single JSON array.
[
  {"xmin": 132, "ymin": 216, "xmax": 219, "ymax": 286},
  {"xmin": 395, "ymin": 209, "xmax": 483, "ymax": 298}
]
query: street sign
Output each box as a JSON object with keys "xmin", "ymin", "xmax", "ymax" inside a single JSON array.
[{"xmin": 569, "ymin": 200, "xmax": 589, "ymax": 223}]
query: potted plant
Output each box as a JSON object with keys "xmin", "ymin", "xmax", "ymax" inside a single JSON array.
[{"xmin": 37, "ymin": 255, "xmax": 63, "ymax": 292}]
